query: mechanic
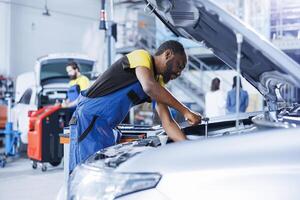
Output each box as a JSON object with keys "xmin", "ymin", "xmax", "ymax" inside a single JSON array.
[
  {"xmin": 63, "ymin": 62, "xmax": 90, "ymax": 108},
  {"xmin": 69, "ymin": 40, "xmax": 202, "ymax": 172}
]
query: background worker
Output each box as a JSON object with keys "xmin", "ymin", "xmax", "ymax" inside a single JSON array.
[
  {"xmin": 62, "ymin": 62, "xmax": 90, "ymax": 108},
  {"xmin": 69, "ymin": 40, "xmax": 202, "ymax": 172},
  {"xmin": 205, "ymin": 77, "xmax": 226, "ymax": 117},
  {"xmin": 226, "ymin": 76, "xmax": 249, "ymax": 113}
]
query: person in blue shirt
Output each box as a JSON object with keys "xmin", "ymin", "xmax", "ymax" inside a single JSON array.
[{"xmin": 226, "ymin": 76, "xmax": 249, "ymax": 113}]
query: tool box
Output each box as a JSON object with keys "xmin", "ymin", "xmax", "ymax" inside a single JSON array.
[{"xmin": 27, "ymin": 105, "xmax": 71, "ymax": 171}]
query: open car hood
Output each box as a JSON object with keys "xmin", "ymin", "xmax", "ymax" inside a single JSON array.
[
  {"xmin": 144, "ymin": 0, "xmax": 300, "ymax": 109},
  {"xmin": 36, "ymin": 54, "xmax": 96, "ymax": 87}
]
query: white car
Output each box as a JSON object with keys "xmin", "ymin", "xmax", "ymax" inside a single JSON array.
[
  {"xmin": 68, "ymin": 0, "xmax": 300, "ymax": 199},
  {"xmin": 12, "ymin": 53, "xmax": 96, "ymax": 144}
]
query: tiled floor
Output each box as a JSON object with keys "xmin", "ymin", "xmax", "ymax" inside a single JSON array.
[{"xmin": 0, "ymin": 156, "xmax": 64, "ymax": 200}]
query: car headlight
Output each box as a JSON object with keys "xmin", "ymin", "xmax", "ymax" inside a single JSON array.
[{"xmin": 68, "ymin": 164, "xmax": 161, "ymax": 200}]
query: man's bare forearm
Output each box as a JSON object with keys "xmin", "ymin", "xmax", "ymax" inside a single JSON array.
[
  {"xmin": 156, "ymin": 102, "xmax": 187, "ymax": 141},
  {"xmin": 162, "ymin": 119, "xmax": 187, "ymax": 141}
]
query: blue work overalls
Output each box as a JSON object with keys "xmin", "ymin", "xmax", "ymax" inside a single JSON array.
[
  {"xmin": 69, "ymin": 81, "xmax": 149, "ymax": 172},
  {"xmin": 67, "ymin": 84, "xmax": 81, "ymax": 114},
  {"xmin": 67, "ymin": 84, "xmax": 80, "ymax": 102}
]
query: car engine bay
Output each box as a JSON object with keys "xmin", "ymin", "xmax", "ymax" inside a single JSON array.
[{"xmin": 83, "ymin": 103, "xmax": 300, "ymax": 170}]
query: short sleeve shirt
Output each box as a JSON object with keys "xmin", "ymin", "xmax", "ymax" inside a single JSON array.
[
  {"xmin": 69, "ymin": 75, "xmax": 90, "ymax": 91},
  {"xmin": 86, "ymin": 49, "xmax": 164, "ymax": 98}
]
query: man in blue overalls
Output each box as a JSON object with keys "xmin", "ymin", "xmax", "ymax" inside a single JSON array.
[
  {"xmin": 69, "ymin": 40, "xmax": 202, "ymax": 172},
  {"xmin": 63, "ymin": 62, "xmax": 90, "ymax": 108}
]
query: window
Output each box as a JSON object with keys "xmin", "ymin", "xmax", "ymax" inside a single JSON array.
[{"xmin": 19, "ymin": 88, "xmax": 33, "ymax": 104}]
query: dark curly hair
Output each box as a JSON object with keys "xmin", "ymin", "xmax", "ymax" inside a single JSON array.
[
  {"xmin": 66, "ymin": 62, "xmax": 80, "ymax": 72},
  {"xmin": 155, "ymin": 40, "xmax": 185, "ymax": 56}
]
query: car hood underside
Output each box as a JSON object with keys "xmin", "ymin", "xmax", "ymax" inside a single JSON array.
[{"xmin": 144, "ymin": 0, "xmax": 300, "ymax": 109}]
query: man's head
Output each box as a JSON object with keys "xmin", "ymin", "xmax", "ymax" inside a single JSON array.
[
  {"xmin": 155, "ymin": 40, "xmax": 187, "ymax": 83},
  {"xmin": 66, "ymin": 62, "xmax": 80, "ymax": 80}
]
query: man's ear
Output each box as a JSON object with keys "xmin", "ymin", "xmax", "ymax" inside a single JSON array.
[{"xmin": 164, "ymin": 49, "xmax": 173, "ymax": 60}]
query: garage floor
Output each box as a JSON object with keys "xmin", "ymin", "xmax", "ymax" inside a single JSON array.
[{"xmin": 0, "ymin": 154, "xmax": 64, "ymax": 200}]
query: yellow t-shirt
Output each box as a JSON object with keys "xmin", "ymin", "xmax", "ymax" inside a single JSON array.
[
  {"xmin": 126, "ymin": 49, "xmax": 165, "ymax": 87},
  {"xmin": 69, "ymin": 75, "xmax": 90, "ymax": 91}
]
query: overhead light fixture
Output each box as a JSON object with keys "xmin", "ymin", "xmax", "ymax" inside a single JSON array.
[
  {"xmin": 42, "ymin": 0, "xmax": 51, "ymax": 16},
  {"xmin": 99, "ymin": 0, "xmax": 107, "ymax": 30}
]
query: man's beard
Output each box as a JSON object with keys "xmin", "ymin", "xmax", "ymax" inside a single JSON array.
[
  {"xmin": 162, "ymin": 59, "xmax": 174, "ymax": 83},
  {"xmin": 69, "ymin": 74, "xmax": 77, "ymax": 80}
]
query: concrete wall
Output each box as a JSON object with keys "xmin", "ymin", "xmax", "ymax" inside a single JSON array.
[{"xmin": 1, "ymin": 0, "xmax": 108, "ymax": 78}]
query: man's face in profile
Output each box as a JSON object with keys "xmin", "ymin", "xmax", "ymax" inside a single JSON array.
[
  {"xmin": 66, "ymin": 66, "xmax": 77, "ymax": 80},
  {"xmin": 162, "ymin": 51, "xmax": 186, "ymax": 83}
]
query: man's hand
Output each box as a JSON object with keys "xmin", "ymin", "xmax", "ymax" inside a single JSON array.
[
  {"xmin": 184, "ymin": 110, "xmax": 202, "ymax": 126},
  {"xmin": 61, "ymin": 101, "xmax": 69, "ymax": 108}
]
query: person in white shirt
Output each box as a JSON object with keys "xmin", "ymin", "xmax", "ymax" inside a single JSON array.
[{"xmin": 205, "ymin": 77, "xmax": 226, "ymax": 117}]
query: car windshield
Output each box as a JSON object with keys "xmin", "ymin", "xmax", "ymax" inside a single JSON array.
[{"xmin": 40, "ymin": 58, "xmax": 94, "ymax": 80}]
